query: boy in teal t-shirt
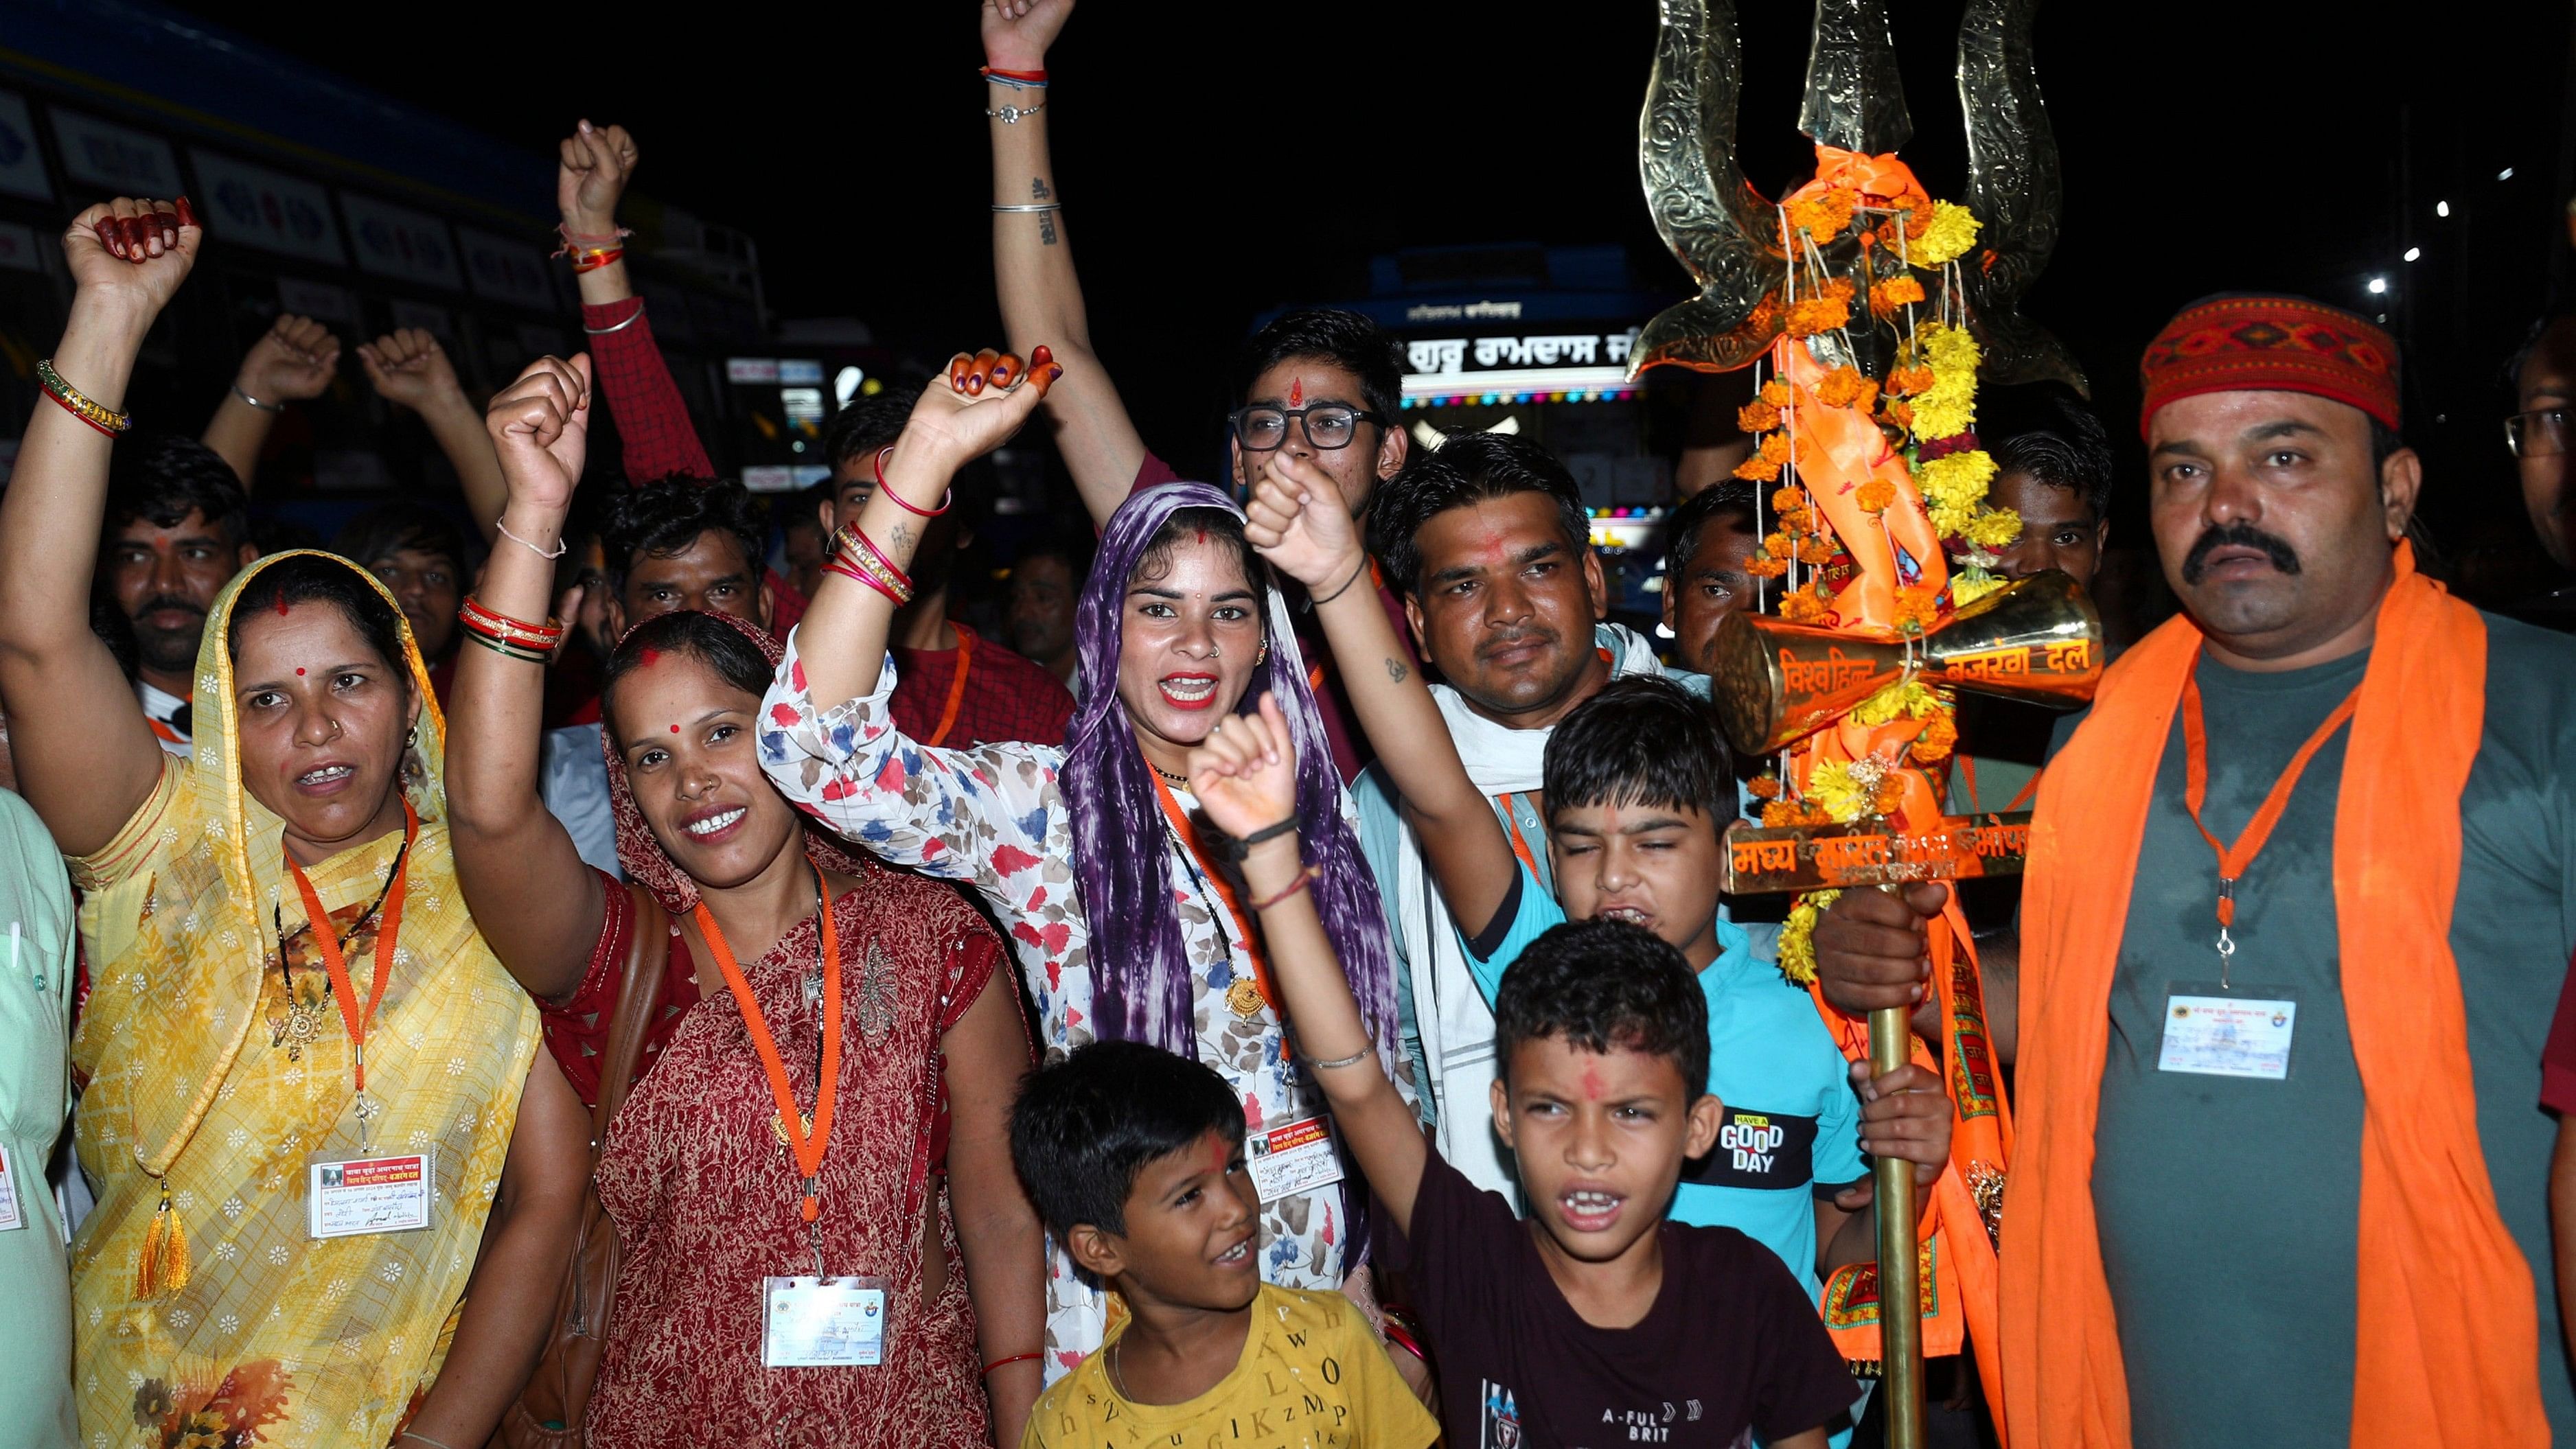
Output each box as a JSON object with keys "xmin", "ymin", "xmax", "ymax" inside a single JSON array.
[{"xmin": 1447, "ymin": 680, "xmax": 1905, "ymax": 1298}]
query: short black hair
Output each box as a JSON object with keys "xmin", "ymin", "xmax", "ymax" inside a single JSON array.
[
  {"xmin": 601, "ymin": 476, "xmax": 768, "ymax": 595},
  {"xmin": 821, "ymin": 393, "xmax": 914, "ymax": 472},
  {"xmin": 1494, "ymin": 919, "xmax": 1710, "ymax": 1093},
  {"xmin": 2368, "ymin": 416, "xmax": 2405, "ymax": 472},
  {"xmin": 1368, "ymin": 432, "xmax": 1592, "ymax": 599},
  {"xmin": 1543, "ymin": 676, "xmax": 1734, "ymax": 833},
  {"xmin": 600, "ymin": 609, "xmax": 772, "ymax": 739},
  {"xmin": 104, "ymin": 434, "xmax": 250, "ymax": 551},
  {"xmin": 1981, "ymin": 386, "xmax": 2115, "ymax": 519},
  {"xmin": 1009, "ymin": 1041, "xmax": 1247, "ymax": 1240},
  {"xmin": 332, "ymin": 502, "xmax": 477, "ymax": 577},
  {"xmin": 1236, "ymin": 308, "xmax": 1406, "ymax": 426},
  {"xmin": 227, "ymin": 553, "xmax": 409, "ymax": 679},
  {"xmin": 1663, "ymin": 480, "xmax": 1760, "ymax": 577}
]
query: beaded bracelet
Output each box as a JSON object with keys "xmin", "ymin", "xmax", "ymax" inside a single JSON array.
[
  {"xmin": 36, "ymin": 359, "xmax": 129, "ymax": 437},
  {"xmin": 836, "ymin": 522, "xmax": 914, "ymax": 594},
  {"xmin": 873, "ymin": 446, "xmax": 952, "ymax": 517},
  {"xmin": 822, "ymin": 554, "xmax": 910, "ymax": 610}
]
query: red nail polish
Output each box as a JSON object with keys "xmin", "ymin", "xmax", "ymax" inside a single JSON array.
[{"xmin": 1031, "ymin": 345, "xmax": 1053, "ymax": 367}]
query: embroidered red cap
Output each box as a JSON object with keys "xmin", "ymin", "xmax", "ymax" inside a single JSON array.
[{"xmin": 2137, "ymin": 292, "xmax": 2401, "ymax": 439}]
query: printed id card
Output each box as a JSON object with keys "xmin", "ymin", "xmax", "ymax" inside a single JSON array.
[
  {"xmin": 0, "ymin": 1144, "xmax": 23, "ymax": 1232},
  {"xmin": 1245, "ymin": 1115, "xmax": 1346, "ymax": 1205},
  {"xmin": 307, "ymin": 1151, "xmax": 435, "ymax": 1240},
  {"xmin": 762, "ymin": 1275, "xmax": 886, "ymax": 1367},
  {"xmin": 2157, "ymin": 983, "xmax": 2298, "ymax": 1080}
]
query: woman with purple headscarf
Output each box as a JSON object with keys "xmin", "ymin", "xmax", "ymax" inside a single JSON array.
[{"xmin": 763, "ymin": 351, "xmax": 1407, "ymax": 1380}]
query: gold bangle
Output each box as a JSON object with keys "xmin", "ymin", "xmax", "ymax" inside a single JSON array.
[{"xmin": 36, "ymin": 359, "xmax": 129, "ymax": 434}]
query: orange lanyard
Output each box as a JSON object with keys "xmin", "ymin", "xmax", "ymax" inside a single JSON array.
[
  {"xmin": 284, "ymin": 800, "xmax": 417, "ymax": 1104},
  {"xmin": 1957, "ymin": 757, "xmax": 2044, "ymax": 815},
  {"xmin": 1148, "ymin": 772, "xmax": 1288, "ymax": 1052},
  {"xmin": 2179, "ymin": 653, "xmax": 2360, "ymax": 982},
  {"xmin": 693, "ymin": 865, "xmax": 842, "ymax": 1224},
  {"xmin": 926, "ymin": 623, "xmax": 978, "ymax": 747}
]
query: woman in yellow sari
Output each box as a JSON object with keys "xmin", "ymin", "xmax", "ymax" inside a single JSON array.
[{"xmin": 0, "ymin": 198, "xmax": 587, "ymax": 1448}]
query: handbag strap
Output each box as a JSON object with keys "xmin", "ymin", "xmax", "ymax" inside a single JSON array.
[{"xmin": 590, "ymin": 883, "xmax": 670, "ymax": 1148}]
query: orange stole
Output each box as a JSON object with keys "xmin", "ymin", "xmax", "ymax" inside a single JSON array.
[
  {"xmin": 2001, "ymin": 543, "xmax": 2541, "ymax": 1448},
  {"xmin": 1806, "ymin": 896, "xmax": 2011, "ymax": 1437}
]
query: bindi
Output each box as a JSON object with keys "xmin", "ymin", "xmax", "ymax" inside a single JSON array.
[
  {"xmin": 295, "ymin": 668, "xmax": 306, "ymax": 677},
  {"xmin": 669, "ymin": 724, "xmax": 680, "ymax": 733}
]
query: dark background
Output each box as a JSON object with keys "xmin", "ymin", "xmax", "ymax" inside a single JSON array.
[{"xmin": 176, "ymin": 0, "xmax": 2576, "ymax": 589}]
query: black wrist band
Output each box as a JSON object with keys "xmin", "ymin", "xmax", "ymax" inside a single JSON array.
[
  {"xmin": 1223, "ymin": 816, "xmax": 1300, "ymax": 861},
  {"xmin": 1311, "ymin": 556, "xmax": 1369, "ymax": 607}
]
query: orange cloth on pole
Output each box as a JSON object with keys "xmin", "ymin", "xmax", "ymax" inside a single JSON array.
[{"xmin": 2003, "ymin": 542, "xmax": 2540, "ymax": 1447}]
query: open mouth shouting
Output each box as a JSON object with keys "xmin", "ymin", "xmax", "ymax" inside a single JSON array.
[
  {"xmin": 1558, "ymin": 1185, "xmax": 1626, "ymax": 1234},
  {"xmin": 680, "ymin": 803, "xmax": 749, "ymax": 844},
  {"xmin": 1159, "ymin": 672, "xmax": 1221, "ymax": 712}
]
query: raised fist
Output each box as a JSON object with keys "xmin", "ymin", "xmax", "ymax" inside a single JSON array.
[
  {"xmin": 235, "ymin": 314, "xmax": 341, "ymax": 406},
  {"xmin": 357, "ymin": 328, "xmax": 461, "ymax": 415},
  {"xmin": 557, "ymin": 119, "xmax": 639, "ymax": 235}
]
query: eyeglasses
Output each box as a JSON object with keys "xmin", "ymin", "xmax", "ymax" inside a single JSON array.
[
  {"xmin": 2505, "ymin": 407, "xmax": 2571, "ymax": 459},
  {"xmin": 1227, "ymin": 402, "xmax": 1389, "ymax": 452}
]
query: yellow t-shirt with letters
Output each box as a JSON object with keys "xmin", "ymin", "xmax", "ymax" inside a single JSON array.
[{"xmin": 1024, "ymin": 1283, "xmax": 1437, "ymax": 1448}]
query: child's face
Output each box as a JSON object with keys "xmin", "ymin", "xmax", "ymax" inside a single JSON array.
[
  {"xmin": 1491, "ymin": 1036, "xmax": 1722, "ymax": 1262},
  {"xmin": 1072, "ymin": 1127, "xmax": 1263, "ymax": 1312},
  {"xmin": 1548, "ymin": 799, "xmax": 1727, "ymax": 959}
]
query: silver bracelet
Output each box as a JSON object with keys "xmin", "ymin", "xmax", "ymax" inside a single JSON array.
[
  {"xmin": 991, "ymin": 202, "xmax": 1061, "ymax": 213},
  {"xmin": 231, "ymin": 384, "xmax": 285, "ymax": 413},
  {"xmin": 1303, "ymin": 1038, "xmax": 1376, "ymax": 1071},
  {"xmin": 583, "ymin": 303, "xmax": 645, "ymax": 336},
  {"xmin": 496, "ymin": 515, "xmax": 568, "ymax": 561},
  {"xmin": 985, "ymin": 101, "xmax": 1046, "ymax": 124}
]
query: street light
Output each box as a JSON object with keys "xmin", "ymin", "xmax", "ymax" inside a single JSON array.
[
  {"xmin": 2367, "ymin": 277, "xmax": 2389, "ymax": 295},
  {"xmin": 2436, "ymin": 200, "xmax": 2450, "ymax": 218},
  {"xmin": 2404, "ymin": 247, "xmax": 2422, "ymax": 262}
]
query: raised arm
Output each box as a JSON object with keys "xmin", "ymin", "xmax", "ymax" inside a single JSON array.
[
  {"xmin": 557, "ymin": 120, "xmax": 715, "ymax": 483},
  {"xmin": 1191, "ymin": 692, "xmax": 1430, "ymax": 1236},
  {"xmin": 1243, "ymin": 450, "xmax": 1519, "ymax": 936},
  {"xmin": 200, "ymin": 312, "xmax": 339, "ymax": 488},
  {"xmin": 358, "ymin": 327, "xmax": 508, "ymax": 542},
  {"xmin": 0, "ymin": 200, "xmax": 197, "ymax": 857},
  {"xmin": 982, "ymin": 0, "xmax": 1153, "ymax": 524},
  {"xmin": 446, "ymin": 354, "xmax": 609, "ymax": 999}
]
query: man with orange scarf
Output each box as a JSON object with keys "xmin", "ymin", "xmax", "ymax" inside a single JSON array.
[{"xmin": 1812, "ymin": 293, "xmax": 2576, "ymax": 1446}]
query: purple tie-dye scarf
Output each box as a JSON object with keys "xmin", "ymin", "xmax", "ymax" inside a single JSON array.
[{"xmin": 1063, "ymin": 482, "xmax": 1398, "ymax": 1063}]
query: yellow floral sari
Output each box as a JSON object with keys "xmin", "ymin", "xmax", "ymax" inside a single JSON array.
[{"xmin": 68, "ymin": 553, "xmax": 539, "ymax": 1446}]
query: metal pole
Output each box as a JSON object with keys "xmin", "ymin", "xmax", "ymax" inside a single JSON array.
[{"xmin": 1870, "ymin": 1002, "xmax": 1927, "ymax": 1449}]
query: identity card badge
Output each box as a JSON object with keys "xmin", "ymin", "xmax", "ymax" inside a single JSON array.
[
  {"xmin": 2156, "ymin": 982, "xmax": 2298, "ymax": 1081},
  {"xmin": 307, "ymin": 1150, "xmax": 435, "ymax": 1240},
  {"xmin": 762, "ymin": 1275, "xmax": 887, "ymax": 1367},
  {"xmin": 1245, "ymin": 1115, "xmax": 1346, "ymax": 1205},
  {"xmin": 0, "ymin": 1144, "xmax": 23, "ymax": 1232}
]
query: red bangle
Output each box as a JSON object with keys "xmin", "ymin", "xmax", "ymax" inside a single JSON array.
[
  {"xmin": 570, "ymin": 247, "xmax": 624, "ymax": 273},
  {"xmin": 842, "ymin": 522, "xmax": 913, "ymax": 592},
  {"xmin": 980, "ymin": 1351, "xmax": 1044, "ymax": 1377},
  {"xmin": 44, "ymin": 385, "xmax": 121, "ymax": 438},
  {"xmin": 823, "ymin": 555, "xmax": 908, "ymax": 610},
  {"xmin": 458, "ymin": 597, "xmax": 565, "ymax": 646},
  {"xmin": 873, "ymin": 446, "xmax": 953, "ymax": 517}
]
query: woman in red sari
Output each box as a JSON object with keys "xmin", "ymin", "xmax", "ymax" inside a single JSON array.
[{"xmin": 444, "ymin": 354, "xmax": 1046, "ymax": 1444}]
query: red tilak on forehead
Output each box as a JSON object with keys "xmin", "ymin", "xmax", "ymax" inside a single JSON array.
[
  {"xmin": 276, "ymin": 597, "xmax": 292, "ymax": 616},
  {"xmin": 639, "ymin": 647, "xmax": 662, "ymax": 666},
  {"xmin": 1288, "ymin": 377, "xmax": 1303, "ymax": 408}
]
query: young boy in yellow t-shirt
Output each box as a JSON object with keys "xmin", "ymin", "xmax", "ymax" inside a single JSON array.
[{"xmin": 1009, "ymin": 1040, "xmax": 1438, "ymax": 1448}]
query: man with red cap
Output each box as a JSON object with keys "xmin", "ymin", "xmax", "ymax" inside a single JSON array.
[{"xmin": 1813, "ymin": 294, "xmax": 2576, "ymax": 1447}]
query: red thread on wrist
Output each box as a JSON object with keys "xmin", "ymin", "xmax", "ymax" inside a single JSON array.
[
  {"xmin": 980, "ymin": 66, "xmax": 1048, "ymax": 82},
  {"xmin": 980, "ymin": 1351, "xmax": 1044, "ymax": 1377}
]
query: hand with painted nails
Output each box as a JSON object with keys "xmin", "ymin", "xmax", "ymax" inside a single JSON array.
[
  {"xmin": 235, "ymin": 314, "xmax": 341, "ymax": 406},
  {"xmin": 485, "ymin": 354, "xmax": 594, "ymax": 515},
  {"xmin": 980, "ymin": 0, "xmax": 1075, "ymax": 71},
  {"xmin": 1186, "ymin": 691, "xmax": 1298, "ymax": 845},
  {"xmin": 1840, "ymin": 1058, "xmax": 1954, "ymax": 1195},
  {"xmin": 1811, "ymin": 883, "xmax": 1944, "ymax": 1018},
  {"xmin": 356, "ymin": 328, "xmax": 463, "ymax": 415},
  {"xmin": 1243, "ymin": 448, "xmax": 1364, "ymax": 592},
  {"xmin": 557, "ymin": 119, "xmax": 639, "ymax": 236},
  {"xmin": 897, "ymin": 344, "xmax": 1060, "ymax": 477},
  {"xmin": 62, "ymin": 197, "xmax": 198, "ymax": 311}
]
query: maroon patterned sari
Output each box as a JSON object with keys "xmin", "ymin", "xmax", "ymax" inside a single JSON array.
[{"xmin": 555, "ymin": 613, "xmax": 1012, "ymax": 1446}]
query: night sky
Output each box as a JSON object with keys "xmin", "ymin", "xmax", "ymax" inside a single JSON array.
[{"xmin": 179, "ymin": 0, "xmax": 2575, "ymax": 580}]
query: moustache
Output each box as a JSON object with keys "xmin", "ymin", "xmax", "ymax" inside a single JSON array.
[
  {"xmin": 130, "ymin": 595, "xmax": 206, "ymax": 626},
  {"xmin": 2180, "ymin": 523, "xmax": 2301, "ymax": 585}
]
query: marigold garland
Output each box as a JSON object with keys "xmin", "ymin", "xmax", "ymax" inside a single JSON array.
[
  {"xmin": 1778, "ymin": 888, "xmax": 1843, "ymax": 986},
  {"xmin": 1907, "ymin": 200, "xmax": 1982, "ymax": 267},
  {"xmin": 1909, "ymin": 708, "xmax": 1959, "ymax": 764},
  {"xmin": 1854, "ymin": 479, "xmax": 1896, "ymax": 513},
  {"xmin": 1869, "ymin": 274, "xmax": 1927, "ymax": 316}
]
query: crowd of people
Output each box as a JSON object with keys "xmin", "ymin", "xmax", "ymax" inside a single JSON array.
[{"xmin": 3, "ymin": 5, "xmax": 2576, "ymax": 1448}]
